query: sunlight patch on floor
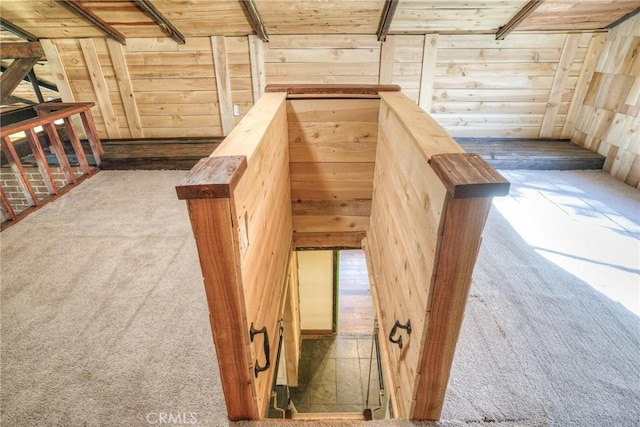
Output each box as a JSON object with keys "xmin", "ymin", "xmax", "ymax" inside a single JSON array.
[{"xmin": 492, "ymin": 174, "xmax": 640, "ymax": 316}]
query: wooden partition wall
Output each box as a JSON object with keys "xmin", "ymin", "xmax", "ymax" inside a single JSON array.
[
  {"xmin": 366, "ymin": 92, "xmax": 509, "ymax": 420},
  {"xmin": 177, "ymin": 85, "xmax": 509, "ymax": 421},
  {"xmin": 176, "ymin": 92, "xmax": 295, "ymax": 420}
]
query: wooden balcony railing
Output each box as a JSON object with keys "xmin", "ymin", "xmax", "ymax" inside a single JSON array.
[{"xmin": 0, "ymin": 102, "xmax": 103, "ymax": 230}]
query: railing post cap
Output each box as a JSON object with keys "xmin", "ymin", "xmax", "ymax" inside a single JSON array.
[{"xmin": 176, "ymin": 155, "xmax": 247, "ymax": 200}]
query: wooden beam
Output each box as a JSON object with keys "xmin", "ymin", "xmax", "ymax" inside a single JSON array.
[
  {"xmin": 242, "ymin": 0, "xmax": 269, "ymax": 43},
  {"xmin": 0, "ymin": 57, "xmax": 40, "ymax": 105},
  {"xmin": 27, "ymin": 70, "xmax": 45, "ymax": 103},
  {"xmin": 606, "ymin": 6, "xmax": 640, "ymax": 29},
  {"xmin": 40, "ymin": 39, "xmax": 86, "ymax": 132},
  {"xmin": 0, "ymin": 17, "xmax": 38, "ymax": 41},
  {"xmin": 132, "ymin": 0, "xmax": 185, "ymax": 44},
  {"xmin": 248, "ymin": 35, "xmax": 266, "ymax": 103},
  {"xmin": 376, "ymin": 0, "xmax": 399, "ymax": 42},
  {"xmin": 0, "ymin": 42, "xmax": 44, "ymax": 59},
  {"xmin": 79, "ymin": 38, "xmax": 121, "ymax": 138},
  {"xmin": 539, "ymin": 33, "xmax": 581, "ymax": 138},
  {"xmin": 60, "ymin": 0, "xmax": 127, "ymax": 45},
  {"xmin": 418, "ymin": 34, "xmax": 438, "ymax": 113},
  {"xmin": 496, "ymin": 0, "xmax": 544, "ymax": 40},
  {"xmin": 1, "ymin": 65, "xmax": 56, "ymax": 93},
  {"xmin": 378, "ymin": 35, "xmax": 395, "ymax": 84},
  {"xmin": 211, "ymin": 36, "xmax": 234, "ymax": 136},
  {"xmin": 562, "ymin": 33, "xmax": 606, "ymax": 138},
  {"xmin": 107, "ymin": 39, "xmax": 143, "ymax": 138}
]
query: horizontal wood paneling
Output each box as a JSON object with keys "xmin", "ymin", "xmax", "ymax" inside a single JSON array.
[
  {"xmin": 384, "ymin": 32, "xmax": 594, "ymax": 138},
  {"xmin": 288, "ymin": 98, "xmax": 379, "ymax": 248},
  {"xmin": 32, "ymin": 29, "xmax": 620, "ymax": 146},
  {"xmin": 570, "ymin": 15, "xmax": 640, "ymax": 187},
  {"xmin": 265, "ymin": 35, "xmax": 381, "ymax": 86},
  {"xmin": 42, "ymin": 37, "xmax": 223, "ymax": 139}
]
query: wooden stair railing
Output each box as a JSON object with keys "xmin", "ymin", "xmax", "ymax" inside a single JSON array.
[{"xmin": 0, "ymin": 102, "xmax": 103, "ymax": 230}]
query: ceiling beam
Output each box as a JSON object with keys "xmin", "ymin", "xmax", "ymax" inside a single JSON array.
[
  {"xmin": 1, "ymin": 57, "xmax": 40, "ymax": 104},
  {"xmin": 496, "ymin": 0, "xmax": 544, "ymax": 40},
  {"xmin": 60, "ymin": 0, "xmax": 127, "ymax": 45},
  {"xmin": 242, "ymin": 0, "xmax": 269, "ymax": 43},
  {"xmin": 376, "ymin": 0, "xmax": 399, "ymax": 42},
  {"xmin": 1, "ymin": 64, "xmax": 58, "ymax": 92},
  {"xmin": 0, "ymin": 42, "xmax": 44, "ymax": 60},
  {"xmin": 606, "ymin": 6, "xmax": 640, "ymax": 29},
  {"xmin": 27, "ymin": 69, "xmax": 45, "ymax": 104},
  {"xmin": 0, "ymin": 18, "xmax": 38, "ymax": 42},
  {"xmin": 132, "ymin": 0, "xmax": 185, "ymax": 44}
]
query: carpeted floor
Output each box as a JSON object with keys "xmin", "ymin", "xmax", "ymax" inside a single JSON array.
[{"xmin": 1, "ymin": 170, "xmax": 638, "ymax": 427}]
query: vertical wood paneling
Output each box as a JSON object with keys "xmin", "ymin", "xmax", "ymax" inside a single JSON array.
[
  {"xmin": 212, "ymin": 36, "xmax": 234, "ymax": 135},
  {"xmin": 570, "ymin": 15, "xmax": 640, "ymax": 187}
]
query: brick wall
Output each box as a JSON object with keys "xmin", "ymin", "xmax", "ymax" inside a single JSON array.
[{"xmin": 1, "ymin": 165, "xmax": 84, "ymax": 216}]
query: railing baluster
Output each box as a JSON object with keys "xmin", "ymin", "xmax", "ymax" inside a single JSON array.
[
  {"xmin": 1, "ymin": 136, "xmax": 39, "ymax": 207},
  {"xmin": 1, "ymin": 102, "xmax": 103, "ymax": 230},
  {"xmin": 42, "ymin": 122, "xmax": 76, "ymax": 185},
  {"xmin": 62, "ymin": 116, "xmax": 91, "ymax": 174},
  {"xmin": 79, "ymin": 109, "xmax": 103, "ymax": 161},
  {"xmin": 0, "ymin": 186, "xmax": 17, "ymax": 221},
  {"xmin": 25, "ymin": 128, "xmax": 58, "ymax": 195}
]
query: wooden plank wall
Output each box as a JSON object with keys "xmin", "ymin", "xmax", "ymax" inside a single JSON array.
[
  {"xmin": 264, "ymin": 35, "xmax": 382, "ymax": 85},
  {"xmin": 38, "ymin": 33, "xmax": 595, "ymax": 141},
  {"xmin": 36, "ymin": 30, "xmax": 640, "ymax": 179},
  {"xmin": 365, "ymin": 93, "xmax": 451, "ymax": 418},
  {"xmin": 176, "ymin": 92, "xmax": 293, "ymax": 420},
  {"xmin": 570, "ymin": 15, "xmax": 640, "ymax": 187},
  {"xmin": 212, "ymin": 92, "xmax": 293, "ymax": 417},
  {"xmin": 39, "ymin": 37, "xmax": 252, "ymax": 140},
  {"xmin": 388, "ymin": 33, "xmax": 593, "ymax": 137},
  {"xmin": 287, "ymin": 97, "xmax": 379, "ymax": 249}
]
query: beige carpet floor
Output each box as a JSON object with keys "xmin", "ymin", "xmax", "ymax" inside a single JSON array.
[{"xmin": 1, "ymin": 169, "xmax": 638, "ymax": 427}]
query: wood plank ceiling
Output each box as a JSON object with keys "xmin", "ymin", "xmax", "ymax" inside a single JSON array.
[
  {"xmin": 1, "ymin": 0, "xmax": 638, "ymax": 41},
  {"xmin": 1, "ymin": 0, "xmax": 638, "ymax": 112}
]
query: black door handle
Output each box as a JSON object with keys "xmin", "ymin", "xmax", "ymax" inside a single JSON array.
[
  {"xmin": 250, "ymin": 323, "xmax": 270, "ymax": 377},
  {"xmin": 389, "ymin": 319, "xmax": 411, "ymax": 349}
]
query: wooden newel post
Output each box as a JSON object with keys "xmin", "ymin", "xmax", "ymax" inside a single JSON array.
[
  {"xmin": 413, "ymin": 153, "xmax": 510, "ymax": 420},
  {"xmin": 176, "ymin": 155, "xmax": 260, "ymax": 420}
]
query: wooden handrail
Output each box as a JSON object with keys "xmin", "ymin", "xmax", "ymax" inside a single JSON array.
[
  {"xmin": 265, "ymin": 83, "xmax": 401, "ymax": 97},
  {"xmin": 0, "ymin": 102, "xmax": 94, "ymax": 138},
  {"xmin": 1, "ymin": 102, "xmax": 103, "ymax": 230}
]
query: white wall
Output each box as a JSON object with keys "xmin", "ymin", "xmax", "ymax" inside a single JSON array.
[{"xmin": 297, "ymin": 250, "xmax": 334, "ymax": 331}]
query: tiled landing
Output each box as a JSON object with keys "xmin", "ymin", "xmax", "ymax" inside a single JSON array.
[{"xmin": 288, "ymin": 336, "xmax": 386, "ymax": 416}]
